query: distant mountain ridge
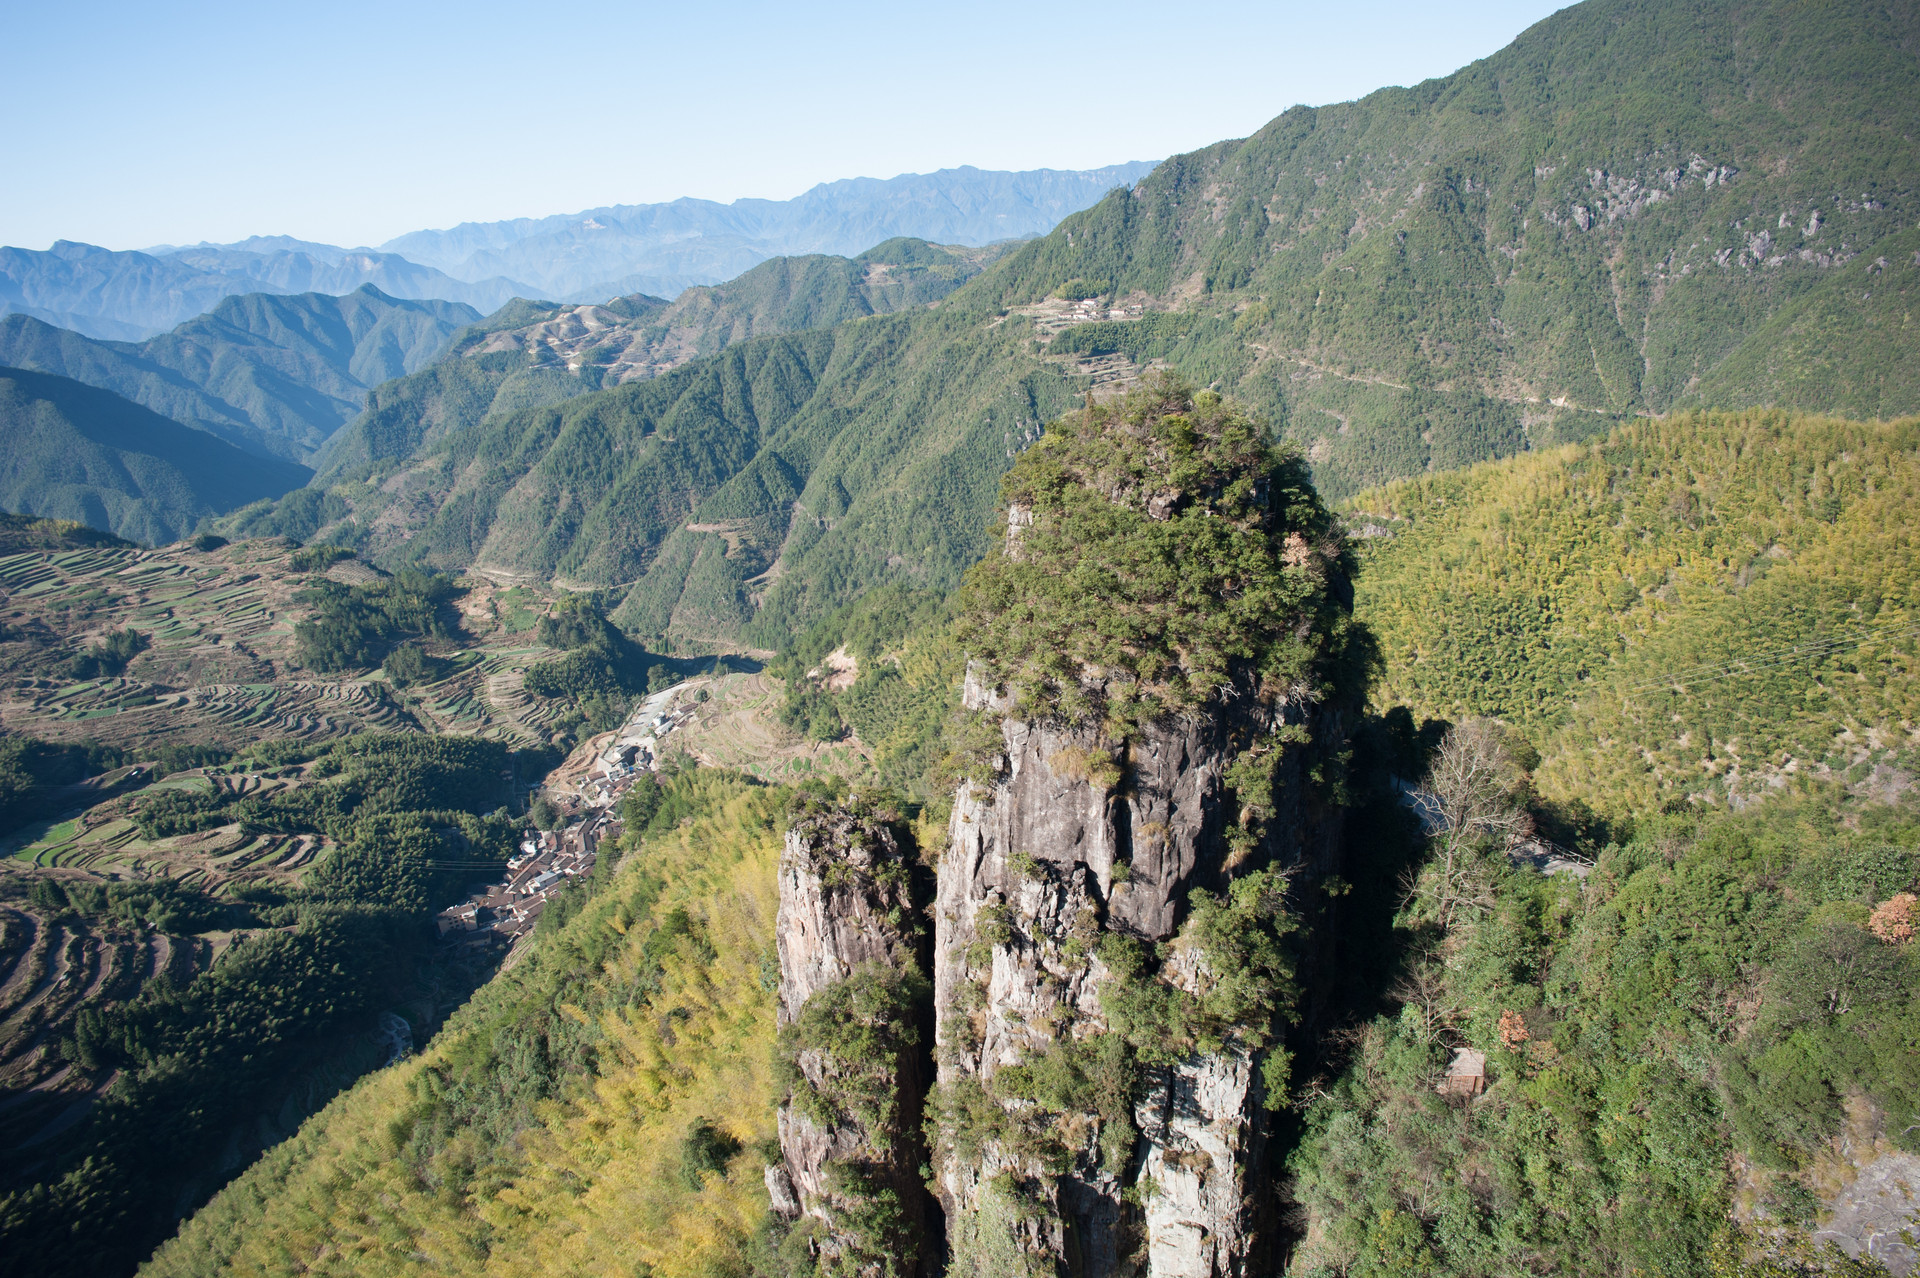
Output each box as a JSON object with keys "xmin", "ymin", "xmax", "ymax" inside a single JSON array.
[
  {"xmin": 0, "ymin": 241, "xmax": 519, "ymax": 341},
  {"xmin": 0, "ymin": 286, "xmax": 480, "ymax": 463},
  {"xmin": 2, "ymin": 165, "xmax": 1157, "ymax": 342},
  {"xmin": 0, "ymin": 367, "xmax": 310, "ymax": 545},
  {"xmin": 377, "ymin": 164, "xmax": 1158, "ymax": 299}
]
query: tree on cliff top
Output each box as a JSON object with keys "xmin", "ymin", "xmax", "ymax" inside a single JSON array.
[{"xmin": 955, "ymin": 372, "xmax": 1351, "ymax": 734}]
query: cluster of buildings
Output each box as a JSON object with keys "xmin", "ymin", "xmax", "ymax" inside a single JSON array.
[
  {"xmin": 1072, "ymin": 296, "xmax": 1146, "ymax": 322},
  {"xmin": 434, "ymin": 681, "xmax": 702, "ymax": 949},
  {"xmin": 436, "ymin": 811, "xmax": 617, "ymax": 944},
  {"xmin": 582, "ymin": 687, "xmax": 699, "ymax": 803}
]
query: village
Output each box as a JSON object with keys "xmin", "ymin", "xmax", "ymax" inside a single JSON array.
[{"xmin": 432, "ymin": 678, "xmax": 705, "ymax": 948}]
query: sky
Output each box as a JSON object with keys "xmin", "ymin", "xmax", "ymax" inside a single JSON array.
[{"xmin": 1, "ymin": 0, "xmax": 1571, "ymax": 252}]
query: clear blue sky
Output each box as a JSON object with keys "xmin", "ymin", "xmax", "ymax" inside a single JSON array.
[{"xmin": 1, "ymin": 0, "xmax": 1571, "ymax": 252}]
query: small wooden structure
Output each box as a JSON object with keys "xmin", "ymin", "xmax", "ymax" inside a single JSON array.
[{"xmin": 1437, "ymin": 1047, "xmax": 1487, "ymax": 1098}]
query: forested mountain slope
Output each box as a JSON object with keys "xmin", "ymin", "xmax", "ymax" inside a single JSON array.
[
  {"xmin": 278, "ymin": 311, "xmax": 1079, "ymax": 654},
  {"xmin": 251, "ymin": 0, "xmax": 1920, "ymax": 654},
  {"xmin": 1348, "ymin": 407, "xmax": 1920, "ymax": 819},
  {"xmin": 306, "ymin": 238, "xmax": 1007, "ymax": 484},
  {"xmin": 0, "ymin": 287, "xmax": 480, "ymax": 463},
  {"xmin": 980, "ymin": 0, "xmax": 1920, "ymax": 499},
  {"xmin": 0, "ymin": 368, "xmax": 311, "ymax": 544}
]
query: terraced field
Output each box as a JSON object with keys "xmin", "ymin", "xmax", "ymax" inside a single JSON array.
[
  {"xmin": 0, "ymin": 536, "xmax": 605, "ymax": 935},
  {"xmin": 0, "ymin": 533, "xmax": 826, "ymax": 1267},
  {"xmin": 0, "ymin": 537, "xmax": 842, "ymax": 1187},
  {"xmin": 0, "ymin": 895, "xmax": 209, "ymax": 1166},
  {"xmin": 0, "ymin": 539, "xmax": 583, "ymax": 758}
]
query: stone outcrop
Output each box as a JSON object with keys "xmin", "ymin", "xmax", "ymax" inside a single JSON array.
[
  {"xmin": 930, "ymin": 672, "xmax": 1331, "ymax": 1276},
  {"xmin": 1133, "ymin": 1049, "xmax": 1262, "ymax": 1278},
  {"xmin": 772, "ymin": 383, "xmax": 1354, "ymax": 1274},
  {"xmin": 772, "ymin": 801, "xmax": 935, "ymax": 1277}
]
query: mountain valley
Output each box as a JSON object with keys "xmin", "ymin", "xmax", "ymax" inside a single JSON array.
[{"xmin": 2, "ymin": 0, "xmax": 1919, "ymax": 1274}]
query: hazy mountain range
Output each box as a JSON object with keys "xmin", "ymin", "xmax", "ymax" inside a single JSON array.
[
  {"xmin": 0, "ymin": 287, "xmax": 481, "ymax": 463},
  {"xmin": 377, "ymin": 163, "xmax": 1159, "ymax": 298},
  {"xmin": 0, "ymin": 241, "xmax": 518, "ymax": 342},
  {"xmin": 0, "ymin": 164, "xmax": 1156, "ymax": 341}
]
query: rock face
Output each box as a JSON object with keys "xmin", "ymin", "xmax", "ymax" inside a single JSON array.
[
  {"xmin": 1133, "ymin": 1049, "xmax": 1262, "ymax": 1278},
  {"xmin": 772, "ymin": 802, "xmax": 935, "ymax": 1277},
  {"xmin": 930, "ymin": 673, "xmax": 1331, "ymax": 1276}
]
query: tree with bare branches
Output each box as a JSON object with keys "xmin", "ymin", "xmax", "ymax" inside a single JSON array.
[{"xmin": 1409, "ymin": 718, "xmax": 1530, "ymax": 928}]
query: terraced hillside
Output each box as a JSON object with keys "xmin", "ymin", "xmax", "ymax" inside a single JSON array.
[
  {"xmin": 0, "ymin": 884, "xmax": 218, "ymax": 1165},
  {"xmin": 0, "ymin": 732, "xmax": 524, "ymax": 1278},
  {"xmin": 0, "ymin": 538, "xmax": 596, "ymax": 757},
  {"xmin": 0, "ymin": 528, "xmax": 872, "ymax": 1276}
]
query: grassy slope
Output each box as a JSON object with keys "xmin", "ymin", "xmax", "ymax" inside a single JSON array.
[
  {"xmin": 144, "ymin": 772, "xmax": 783, "ymax": 1278},
  {"xmin": 0, "ymin": 368, "xmax": 312, "ymax": 545},
  {"xmin": 1348, "ymin": 408, "xmax": 1920, "ymax": 818}
]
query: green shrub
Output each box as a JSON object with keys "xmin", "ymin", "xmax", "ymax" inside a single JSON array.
[
  {"xmin": 1053, "ymin": 278, "xmax": 1109, "ymax": 301},
  {"xmin": 955, "ymin": 373, "xmax": 1348, "ymax": 735}
]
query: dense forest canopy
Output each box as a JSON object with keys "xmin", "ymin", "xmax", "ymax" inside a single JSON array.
[
  {"xmin": 1348, "ymin": 409, "xmax": 1920, "ymax": 819},
  {"xmin": 956, "ymin": 375, "xmax": 1350, "ymax": 731}
]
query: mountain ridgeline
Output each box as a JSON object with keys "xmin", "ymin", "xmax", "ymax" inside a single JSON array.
[
  {"xmin": 245, "ymin": 0, "xmax": 1920, "ymax": 655},
  {"xmin": 376, "ymin": 163, "xmax": 1161, "ymax": 300},
  {"xmin": 0, "ymin": 286, "xmax": 480, "ymax": 463},
  {"xmin": 1, "ymin": 164, "xmax": 1155, "ymax": 341},
  {"xmin": 0, "ymin": 240, "xmax": 520, "ymax": 342},
  {"xmin": 0, "ymin": 367, "xmax": 311, "ymax": 544}
]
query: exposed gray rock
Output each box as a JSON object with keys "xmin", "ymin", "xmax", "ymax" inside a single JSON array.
[
  {"xmin": 1813, "ymin": 1152, "xmax": 1920, "ymax": 1277},
  {"xmin": 773, "ymin": 804, "xmax": 933, "ymax": 1275},
  {"xmin": 776, "ymin": 812, "xmax": 917, "ymax": 1025},
  {"xmin": 1135, "ymin": 1048, "xmax": 1262, "ymax": 1278},
  {"xmin": 932, "ymin": 669, "xmax": 1329, "ymax": 1275}
]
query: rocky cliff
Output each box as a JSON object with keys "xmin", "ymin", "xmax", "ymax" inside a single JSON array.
[
  {"xmin": 771, "ymin": 797, "xmax": 937, "ymax": 1277},
  {"xmin": 920, "ymin": 376, "xmax": 1353, "ymax": 1276},
  {"xmin": 769, "ymin": 377, "xmax": 1353, "ymax": 1276},
  {"xmin": 927, "ymin": 674, "xmax": 1331, "ymax": 1276}
]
